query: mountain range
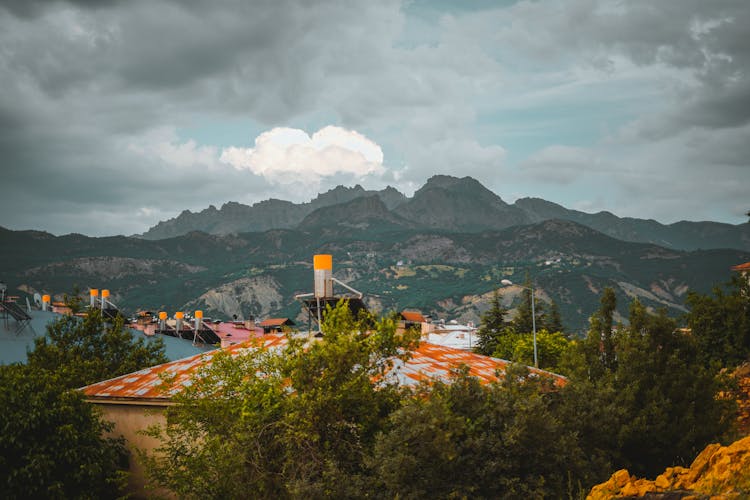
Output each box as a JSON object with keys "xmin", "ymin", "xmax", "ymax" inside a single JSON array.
[
  {"xmin": 1, "ymin": 174, "xmax": 748, "ymax": 333},
  {"xmin": 141, "ymin": 175, "xmax": 750, "ymax": 252}
]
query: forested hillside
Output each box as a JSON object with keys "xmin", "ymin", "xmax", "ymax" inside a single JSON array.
[{"xmin": 1, "ymin": 219, "xmax": 747, "ymax": 332}]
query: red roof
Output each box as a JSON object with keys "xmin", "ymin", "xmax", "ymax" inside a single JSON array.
[
  {"xmin": 258, "ymin": 318, "xmax": 293, "ymax": 327},
  {"xmin": 732, "ymin": 262, "xmax": 750, "ymax": 272},
  {"xmin": 82, "ymin": 335, "xmax": 566, "ymax": 403},
  {"xmin": 400, "ymin": 311, "xmax": 427, "ymax": 323}
]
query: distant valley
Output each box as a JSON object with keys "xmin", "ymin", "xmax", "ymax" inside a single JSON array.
[{"xmin": 2, "ymin": 175, "xmax": 748, "ymax": 333}]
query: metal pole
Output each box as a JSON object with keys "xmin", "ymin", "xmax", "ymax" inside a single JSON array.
[
  {"xmin": 531, "ymin": 284, "xmax": 538, "ymax": 368},
  {"xmin": 316, "ymin": 297, "xmax": 322, "ymax": 334}
]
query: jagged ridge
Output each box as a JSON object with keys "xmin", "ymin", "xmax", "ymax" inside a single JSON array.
[{"xmin": 137, "ymin": 176, "xmax": 750, "ymax": 252}]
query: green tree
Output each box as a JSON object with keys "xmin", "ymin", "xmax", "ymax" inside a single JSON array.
[
  {"xmin": 510, "ymin": 329, "xmax": 571, "ymax": 373},
  {"xmin": 0, "ymin": 364, "xmax": 126, "ymax": 499},
  {"xmin": 614, "ymin": 307, "xmax": 732, "ymax": 475},
  {"xmin": 511, "ymin": 274, "xmax": 536, "ymax": 334},
  {"xmin": 543, "ymin": 299, "xmax": 564, "ymax": 333},
  {"xmin": 27, "ymin": 309, "xmax": 168, "ymax": 389},
  {"xmin": 685, "ymin": 275, "xmax": 750, "ymax": 367},
  {"xmin": 62, "ymin": 284, "xmax": 86, "ymax": 314},
  {"xmin": 371, "ymin": 364, "xmax": 586, "ymax": 499},
  {"xmin": 141, "ymin": 301, "xmax": 419, "ymax": 499},
  {"xmin": 560, "ymin": 299, "xmax": 735, "ymax": 479},
  {"xmin": 0, "ymin": 305, "xmax": 168, "ymax": 499},
  {"xmin": 576, "ymin": 287, "xmax": 618, "ymax": 378},
  {"xmin": 475, "ymin": 289, "xmax": 509, "ymax": 355},
  {"xmin": 596, "ymin": 287, "xmax": 617, "ymax": 369}
]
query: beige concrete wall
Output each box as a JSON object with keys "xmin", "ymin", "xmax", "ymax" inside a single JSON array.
[{"xmin": 95, "ymin": 403, "xmax": 171, "ymax": 499}]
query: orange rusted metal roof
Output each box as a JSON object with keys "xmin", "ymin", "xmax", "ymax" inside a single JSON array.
[
  {"xmin": 400, "ymin": 311, "xmax": 427, "ymax": 323},
  {"xmin": 731, "ymin": 261, "xmax": 750, "ymax": 272},
  {"xmin": 82, "ymin": 335, "xmax": 566, "ymax": 404},
  {"xmin": 258, "ymin": 318, "xmax": 294, "ymax": 327},
  {"xmin": 82, "ymin": 335, "xmax": 289, "ymax": 403}
]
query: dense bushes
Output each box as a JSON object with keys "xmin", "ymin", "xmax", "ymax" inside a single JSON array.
[
  {"xmin": 143, "ymin": 294, "xmax": 740, "ymax": 498},
  {"xmin": 0, "ymin": 310, "xmax": 167, "ymax": 499}
]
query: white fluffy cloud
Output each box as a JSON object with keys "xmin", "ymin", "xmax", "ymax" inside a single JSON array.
[{"xmin": 220, "ymin": 126, "xmax": 385, "ymax": 187}]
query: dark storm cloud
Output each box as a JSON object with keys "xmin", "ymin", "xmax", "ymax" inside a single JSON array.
[
  {"xmin": 0, "ymin": 0, "xmax": 121, "ymax": 19},
  {"xmin": 573, "ymin": 1, "xmax": 748, "ymax": 133},
  {"xmin": 0, "ymin": 0, "xmax": 405, "ymax": 235},
  {"xmin": 1, "ymin": 0, "xmax": 748, "ymax": 234},
  {"xmin": 1, "ymin": 0, "xmax": 401, "ymax": 119},
  {"xmin": 488, "ymin": 0, "xmax": 750, "ymax": 134}
]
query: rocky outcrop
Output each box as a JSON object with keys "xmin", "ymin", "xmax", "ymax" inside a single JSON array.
[
  {"xmin": 188, "ymin": 275, "xmax": 284, "ymax": 320},
  {"xmin": 298, "ymin": 195, "xmax": 415, "ymax": 232},
  {"xmin": 140, "ymin": 185, "xmax": 406, "ymax": 239},
  {"xmin": 397, "ymin": 175, "xmax": 531, "ymax": 232},
  {"xmin": 136, "ymin": 175, "xmax": 750, "ymax": 250},
  {"xmin": 735, "ymin": 363, "xmax": 750, "ymax": 437},
  {"xmin": 24, "ymin": 257, "xmax": 205, "ymax": 279},
  {"xmin": 587, "ymin": 436, "xmax": 750, "ymax": 499}
]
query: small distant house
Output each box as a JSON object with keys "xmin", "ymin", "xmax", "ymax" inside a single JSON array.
[
  {"xmin": 428, "ymin": 321, "xmax": 479, "ymax": 351},
  {"xmin": 258, "ymin": 317, "xmax": 295, "ymax": 334},
  {"xmin": 51, "ymin": 301, "xmax": 73, "ymax": 315},
  {"xmin": 398, "ymin": 310, "xmax": 432, "ymax": 335},
  {"xmin": 732, "ymin": 261, "xmax": 750, "ymax": 280},
  {"xmin": 400, "ymin": 310, "xmax": 426, "ymax": 326}
]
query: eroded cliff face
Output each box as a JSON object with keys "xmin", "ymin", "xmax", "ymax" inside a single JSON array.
[
  {"xmin": 188, "ymin": 275, "xmax": 284, "ymax": 320},
  {"xmin": 587, "ymin": 436, "xmax": 750, "ymax": 499}
]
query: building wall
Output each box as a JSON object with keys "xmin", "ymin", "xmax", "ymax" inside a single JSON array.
[{"xmin": 94, "ymin": 402, "xmax": 171, "ymax": 499}]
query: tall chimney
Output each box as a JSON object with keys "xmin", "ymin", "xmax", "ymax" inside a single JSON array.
[
  {"xmin": 314, "ymin": 254, "xmax": 333, "ymax": 298},
  {"xmin": 42, "ymin": 294, "xmax": 50, "ymax": 312},
  {"xmin": 158, "ymin": 311, "xmax": 167, "ymax": 332},
  {"xmin": 101, "ymin": 289, "xmax": 110, "ymax": 312},
  {"xmin": 89, "ymin": 289, "xmax": 99, "ymax": 308}
]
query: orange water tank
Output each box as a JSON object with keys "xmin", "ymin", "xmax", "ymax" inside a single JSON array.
[{"xmin": 313, "ymin": 254, "xmax": 333, "ymax": 298}]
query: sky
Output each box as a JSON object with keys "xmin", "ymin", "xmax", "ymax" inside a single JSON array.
[{"xmin": 1, "ymin": 0, "xmax": 748, "ymax": 236}]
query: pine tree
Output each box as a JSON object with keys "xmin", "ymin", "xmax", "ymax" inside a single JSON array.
[
  {"xmin": 544, "ymin": 299, "xmax": 564, "ymax": 333},
  {"xmin": 512, "ymin": 273, "xmax": 536, "ymax": 334},
  {"xmin": 597, "ymin": 287, "xmax": 617, "ymax": 368},
  {"xmin": 476, "ymin": 290, "xmax": 507, "ymax": 355}
]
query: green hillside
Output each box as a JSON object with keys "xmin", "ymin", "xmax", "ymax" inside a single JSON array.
[{"xmin": 1, "ymin": 219, "xmax": 746, "ymax": 332}]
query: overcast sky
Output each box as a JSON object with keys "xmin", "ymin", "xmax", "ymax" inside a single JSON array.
[{"xmin": 1, "ymin": 0, "xmax": 748, "ymax": 236}]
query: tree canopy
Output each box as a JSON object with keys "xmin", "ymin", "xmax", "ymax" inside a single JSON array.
[
  {"xmin": 685, "ymin": 274, "xmax": 750, "ymax": 368},
  {"xmin": 1, "ymin": 306, "xmax": 169, "ymax": 498},
  {"xmin": 475, "ymin": 289, "xmax": 508, "ymax": 355},
  {"xmin": 27, "ymin": 309, "xmax": 168, "ymax": 389},
  {"xmin": 142, "ymin": 303, "xmax": 588, "ymax": 499},
  {"xmin": 560, "ymin": 294, "xmax": 735, "ymax": 478},
  {"xmin": 141, "ymin": 303, "xmax": 418, "ymax": 498},
  {"xmin": 0, "ymin": 364, "xmax": 126, "ymax": 499},
  {"xmin": 475, "ymin": 284, "xmax": 570, "ymax": 371},
  {"xmin": 140, "ymin": 291, "xmax": 740, "ymax": 498},
  {"xmin": 371, "ymin": 364, "xmax": 584, "ymax": 499}
]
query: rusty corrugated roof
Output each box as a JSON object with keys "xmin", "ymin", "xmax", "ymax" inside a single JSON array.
[
  {"xmin": 82, "ymin": 335, "xmax": 566, "ymax": 403},
  {"xmin": 82, "ymin": 335, "xmax": 288, "ymax": 403},
  {"xmin": 258, "ymin": 318, "xmax": 293, "ymax": 327},
  {"xmin": 400, "ymin": 311, "xmax": 427, "ymax": 323},
  {"xmin": 731, "ymin": 261, "xmax": 750, "ymax": 272}
]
